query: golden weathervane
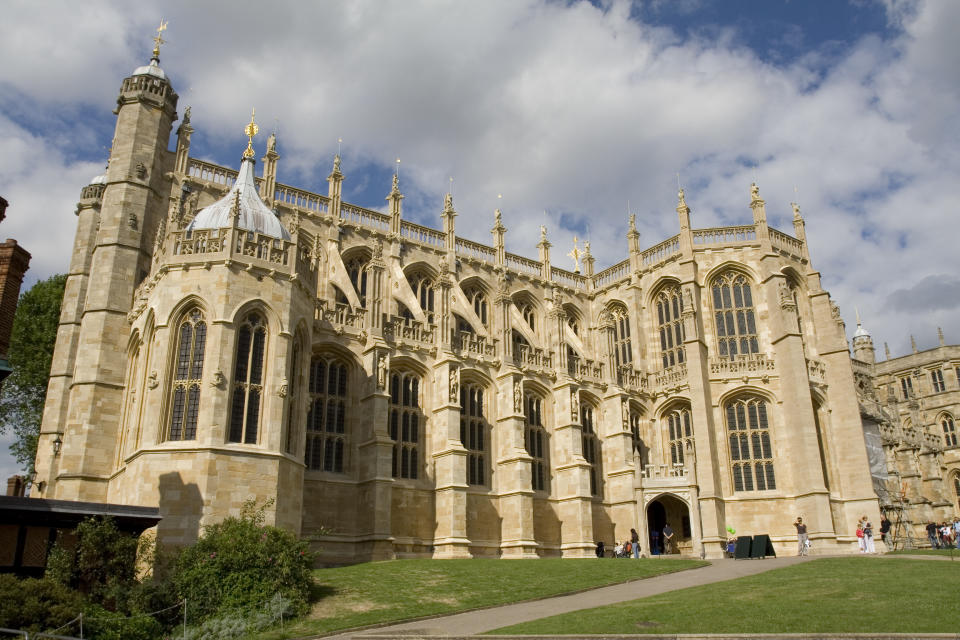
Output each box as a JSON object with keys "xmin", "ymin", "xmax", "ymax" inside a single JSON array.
[
  {"xmin": 152, "ymin": 20, "xmax": 168, "ymax": 58},
  {"xmin": 243, "ymin": 109, "xmax": 259, "ymax": 159}
]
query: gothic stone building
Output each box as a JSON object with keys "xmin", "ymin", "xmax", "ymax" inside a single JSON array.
[
  {"xmin": 32, "ymin": 48, "xmax": 886, "ymax": 561},
  {"xmin": 852, "ymin": 326, "xmax": 960, "ymax": 542}
]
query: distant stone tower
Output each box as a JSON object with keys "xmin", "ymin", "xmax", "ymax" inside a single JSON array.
[
  {"xmin": 852, "ymin": 310, "xmax": 875, "ymax": 365},
  {"xmin": 35, "ymin": 26, "xmax": 178, "ymax": 500}
]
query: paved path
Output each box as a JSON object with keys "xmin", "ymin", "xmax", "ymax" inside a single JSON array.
[{"xmin": 322, "ymin": 556, "xmax": 812, "ymax": 640}]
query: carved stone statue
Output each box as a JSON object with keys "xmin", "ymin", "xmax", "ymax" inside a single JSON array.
[
  {"xmin": 513, "ymin": 380, "xmax": 522, "ymax": 413},
  {"xmin": 570, "ymin": 388, "xmax": 580, "ymax": 423},
  {"xmin": 377, "ymin": 353, "xmax": 388, "ymax": 391},
  {"xmin": 449, "ymin": 367, "xmax": 460, "ymax": 404}
]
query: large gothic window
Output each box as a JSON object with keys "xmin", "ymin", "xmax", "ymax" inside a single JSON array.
[
  {"xmin": 389, "ymin": 372, "xmax": 422, "ymax": 479},
  {"xmin": 304, "ymin": 358, "xmax": 348, "ymax": 472},
  {"xmin": 524, "ymin": 394, "xmax": 547, "ymax": 492},
  {"xmin": 408, "ymin": 271, "xmax": 435, "ymax": 323},
  {"xmin": 465, "ymin": 285, "xmax": 488, "ymax": 327},
  {"xmin": 941, "ymin": 414, "xmax": 958, "ymax": 448},
  {"xmin": 581, "ymin": 402, "xmax": 601, "ymax": 496},
  {"xmin": 725, "ymin": 396, "xmax": 776, "ymax": 491},
  {"xmin": 229, "ymin": 312, "xmax": 266, "ymax": 444},
  {"xmin": 712, "ymin": 272, "xmax": 759, "ymax": 359},
  {"xmin": 611, "ymin": 306, "xmax": 632, "ymax": 368},
  {"xmin": 346, "ymin": 255, "xmax": 369, "ymax": 307},
  {"xmin": 169, "ymin": 308, "xmax": 206, "ymax": 441},
  {"xmin": 666, "ymin": 406, "xmax": 693, "ymax": 466},
  {"xmin": 517, "ymin": 300, "xmax": 536, "ymax": 332},
  {"xmin": 656, "ymin": 286, "xmax": 685, "ymax": 368},
  {"xmin": 460, "ymin": 383, "xmax": 488, "ymax": 486}
]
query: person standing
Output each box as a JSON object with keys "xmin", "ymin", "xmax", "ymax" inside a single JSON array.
[
  {"xmin": 879, "ymin": 514, "xmax": 891, "ymax": 546},
  {"xmin": 926, "ymin": 521, "xmax": 939, "ymax": 549},
  {"xmin": 630, "ymin": 528, "xmax": 641, "ymax": 558},
  {"xmin": 662, "ymin": 522, "xmax": 675, "ymax": 554},
  {"xmin": 863, "ymin": 520, "xmax": 875, "ymax": 553},
  {"xmin": 794, "ymin": 517, "xmax": 809, "ymax": 556},
  {"xmin": 856, "ymin": 523, "xmax": 865, "ymax": 553},
  {"xmin": 953, "ymin": 518, "xmax": 960, "ymax": 549}
]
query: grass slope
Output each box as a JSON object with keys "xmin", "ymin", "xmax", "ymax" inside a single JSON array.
[
  {"xmin": 489, "ymin": 557, "xmax": 960, "ymax": 635},
  {"xmin": 256, "ymin": 557, "xmax": 705, "ymax": 638}
]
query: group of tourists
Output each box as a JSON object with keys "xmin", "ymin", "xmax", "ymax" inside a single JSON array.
[
  {"xmin": 926, "ymin": 519, "xmax": 960, "ymax": 549},
  {"xmin": 596, "ymin": 523, "xmax": 678, "ymax": 558},
  {"xmin": 855, "ymin": 516, "xmax": 876, "ymax": 553}
]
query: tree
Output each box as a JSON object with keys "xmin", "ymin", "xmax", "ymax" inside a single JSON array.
[{"xmin": 0, "ymin": 273, "xmax": 66, "ymax": 472}]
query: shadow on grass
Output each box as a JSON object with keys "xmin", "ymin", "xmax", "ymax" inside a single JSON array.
[{"xmin": 309, "ymin": 582, "xmax": 338, "ymax": 601}]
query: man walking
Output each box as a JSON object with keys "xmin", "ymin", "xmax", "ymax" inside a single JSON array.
[{"xmin": 794, "ymin": 517, "xmax": 809, "ymax": 556}]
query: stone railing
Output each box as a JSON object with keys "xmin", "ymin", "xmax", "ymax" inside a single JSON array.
[
  {"xmin": 807, "ymin": 358, "xmax": 827, "ymax": 384},
  {"xmin": 551, "ymin": 267, "xmax": 588, "ymax": 290},
  {"xmin": 401, "ymin": 220, "xmax": 446, "ymax": 249},
  {"xmin": 455, "ymin": 238, "xmax": 497, "ymax": 263},
  {"xmin": 513, "ymin": 344, "xmax": 553, "ymax": 371},
  {"xmin": 341, "ymin": 203, "xmax": 390, "ymax": 232},
  {"xmin": 617, "ymin": 367, "xmax": 647, "ymax": 392},
  {"xmin": 121, "ymin": 73, "xmax": 172, "ymax": 98},
  {"xmin": 315, "ymin": 300, "xmax": 365, "ymax": 331},
  {"xmin": 709, "ymin": 353, "xmax": 776, "ymax": 377},
  {"xmin": 274, "ymin": 184, "xmax": 329, "ymax": 214},
  {"xmin": 505, "ymin": 252, "xmax": 543, "ymax": 278},
  {"xmin": 922, "ymin": 430, "xmax": 943, "ymax": 451},
  {"xmin": 187, "ymin": 159, "xmax": 238, "ymax": 189},
  {"xmin": 452, "ymin": 331, "xmax": 497, "ymax": 359},
  {"xmin": 692, "ymin": 225, "xmax": 756, "ymax": 246},
  {"xmin": 171, "ymin": 229, "xmax": 224, "ymax": 256},
  {"xmin": 769, "ymin": 227, "xmax": 805, "ymax": 257},
  {"xmin": 653, "ymin": 363, "xmax": 688, "ymax": 388},
  {"xmin": 641, "ymin": 235, "xmax": 680, "ymax": 267},
  {"xmin": 593, "ymin": 258, "xmax": 631, "ymax": 289},
  {"xmin": 80, "ymin": 183, "xmax": 106, "ymax": 201},
  {"xmin": 568, "ymin": 357, "xmax": 603, "ymax": 383},
  {"xmin": 385, "ymin": 316, "xmax": 435, "ymax": 346},
  {"xmin": 641, "ymin": 463, "xmax": 688, "ymax": 480},
  {"xmin": 236, "ymin": 231, "xmax": 288, "ymax": 265}
]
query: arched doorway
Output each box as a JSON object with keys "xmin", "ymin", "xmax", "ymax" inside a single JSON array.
[{"xmin": 647, "ymin": 494, "xmax": 691, "ymax": 555}]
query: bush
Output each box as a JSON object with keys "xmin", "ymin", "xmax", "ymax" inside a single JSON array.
[
  {"xmin": 0, "ymin": 574, "xmax": 87, "ymax": 633},
  {"xmin": 173, "ymin": 500, "xmax": 314, "ymax": 624},
  {"xmin": 46, "ymin": 515, "xmax": 139, "ymax": 609},
  {"xmin": 80, "ymin": 603, "xmax": 166, "ymax": 640}
]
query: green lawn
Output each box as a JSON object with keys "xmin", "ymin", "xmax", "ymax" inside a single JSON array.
[
  {"xmin": 488, "ymin": 557, "xmax": 960, "ymax": 635},
  {"xmin": 887, "ymin": 548, "xmax": 959, "ymax": 558},
  {"xmin": 255, "ymin": 557, "xmax": 706, "ymax": 638}
]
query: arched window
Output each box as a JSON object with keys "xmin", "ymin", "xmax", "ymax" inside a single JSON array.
[
  {"xmin": 169, "ymin": 308, "xmax": 206, "ymax": 441},
  {"xmin": 229, "ymin": 312, "xmax": 266, "ymax": 444},
  {"xmin": 567, "ymin": 345, "xmax": 580, "ymax": 377},
  {"xmin": 346, "ymin": 255, "xmax": 369, "ymax": 307},
  {"xmin": 712, "ymin": 272, "xmax": 759, "ymax": 359},
  {"xmin": 389, "ymin": 372, "xmax": 422, "ymax": 479},
  {"xmin": 954, "ymin": 473, "xmax": 960, "ymax": 503},
  {"xmin": 725, "ymin": 396, "xmax": 776, "ymax": 491},
  {"xmin": 517, "ymin": 301, "xmax": 536, "ymax": 333},
  {"xmin": 284, "ymin": 338, "xmax": 303, "ymax": 454},
  {"xmin": 567, "ymin": 315, "xmax": 579, "ymax": 336},
  {"xmin": 656, "ymin": 286, "xmax": 685, "ymax": 368},
  {"xmin": 941, "ymin": 415, "xmax": 957, "ymax": 448},
  {"xmin": 460, "ymin": 382, "xmax": 488, "ymax": 486},
  {"xmin": 581, "ymin": 401, "xmax": 601, "ymax": 496},
  {"xmin": 665, "ymin": 406, "xmax": 693, "ymax": 466},
  {"xmin": 408, "ymin": 271, "xmax": 435, "ymax": 323},
  {"xmin": 464, "ymin": 285, "xmax": 488, "ymax": 327},
  {"xmin": 304, "ymin": 358, "xmax": 348, "ymax": 472},
  {"xmin": 629, "ymin": 409, "xmax": 648, "ymax": 466},
  {"xmin": 524, "ymin": 394, "xmax": 547, "ymax": 492},
  {"xmin": 611, "ymin": 306, "xmax": 632, "ymax": 368},
  {"xmin": 512, "ymin": 330, "xmax": 530, "ymax": 362}
]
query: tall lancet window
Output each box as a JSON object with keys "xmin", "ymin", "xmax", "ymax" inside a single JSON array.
[
  {"xmin": 460, "ymin": 383, "xmax": 488, "ymax": 486},
  {"xmin": 346, "ymin": 255, "xmax": 369, "ymax": 307},
  {"xmin": 726, "ymin": 396, "xmax": 776, "ymax": 491},
  {"xmin": 581, "ymin": 402, "xmax": 601, "ymax": 496},
  {"xmin": 169, "ymin": 308, "xmax": 206, "ymax": 441},
  {"xmin": 712, "ymin": 272, "xmax": 759, "ymax": 359},
  {"xmin": 665, "ymin": 406, "xmax": 693, "ymax": 466},
  {"xmin": 389, "ymin": 372, "xmax": 422, "ymax": 479},
  {"xmin": 656, "ymin": 286, "xmax": 685, "ymax": 368},
  {"xmin": 305, "ymin": 358, "xmax": 348, "ymax": 472},
  {"xmin": 611, "ymin": 305, "xmax": 632, "ymax": 368},
  {"xmin": 407, "ymin": 271, "xmax": 435, "ymax": 323},
  {"xmin": 524, "ymin": 394, "xmax": 548, "ymax": 492},
  {"xmin": 229, "ymin": 312, "xmax": 266, "ymax": 444}
]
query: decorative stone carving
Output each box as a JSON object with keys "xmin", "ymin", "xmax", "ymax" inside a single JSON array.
[
  {"xmin": 278, "ymin": 379, "xmax": 288, "ymax": 398},
  {"xmin": 513, "ymin": 380, "xmax": 522, "ymax": 413},
  {"xmin": 128, "ymin": 212, "xmax": 138, "ymax": 230},
  {"xmin": 147, "ymin": 371, "xmax": 158, "ymax": 389},
  {"xmin": 377, "ymin": 352, "xmax": 388, "ymax": 391},
  {"xmin": 211, "ymin": 370, "xmax": 226, "ymax": 388},
  {"xmin": 135, "ymin": 162, "xmax": 147, "ymax": 180},
  {"xmin": 779, "ymin": 281, "xmax": 797, "ymax": 311},
  {"xmin": 570, "ymin": 388, "xmax": 580, "ymax": 423},
  {"xmin": 449, "ymin": 366, "xmax": 460, "ymax": 404}
]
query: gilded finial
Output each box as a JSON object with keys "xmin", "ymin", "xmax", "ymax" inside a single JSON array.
[
  {"xmin": 152, "ymin": 20, "xmax": 168, "ymax": 59},
  {"xmin": 242, "ymin": 109, "xmax": 259, "ymax": 160},
  {"xmin": 567, "ymin": 236, "xmax": 582, "ymax": 273}
]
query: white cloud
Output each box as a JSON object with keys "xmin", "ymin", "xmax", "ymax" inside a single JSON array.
[{"xmin": 0, "ymin": 0, "xmax": 958, "ymax": 473}]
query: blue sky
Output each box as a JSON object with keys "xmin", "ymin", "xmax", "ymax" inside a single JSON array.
[{"xmin": 0, "ymin": 0, "xmax": 958, "ymax": 480}]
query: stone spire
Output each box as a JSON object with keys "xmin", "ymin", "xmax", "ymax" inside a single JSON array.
[
  {"xmin": 441, "ymin": 191, "xmax": 456, "ymax": 254},
  {"xmin": 326, "ymin": 150, "xmax": 344, "ymax": 219},
  {"xmin": 910, "ymin": 335, "xmax": 918, "ymax": 353},
  {"xmin": 491, "ymin": 208, "xmax": 506, "ymax": 266},
  {"xmin": 387, "ymin": 160, "xmax": 403, "ymax": 235},
  {"xmin": 938, "ymin": 327, "xmax": 945, "ymax": 346},
  {"xmin": 538, "ymin": 223, "xmax": 551, "ymax": 280}
]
